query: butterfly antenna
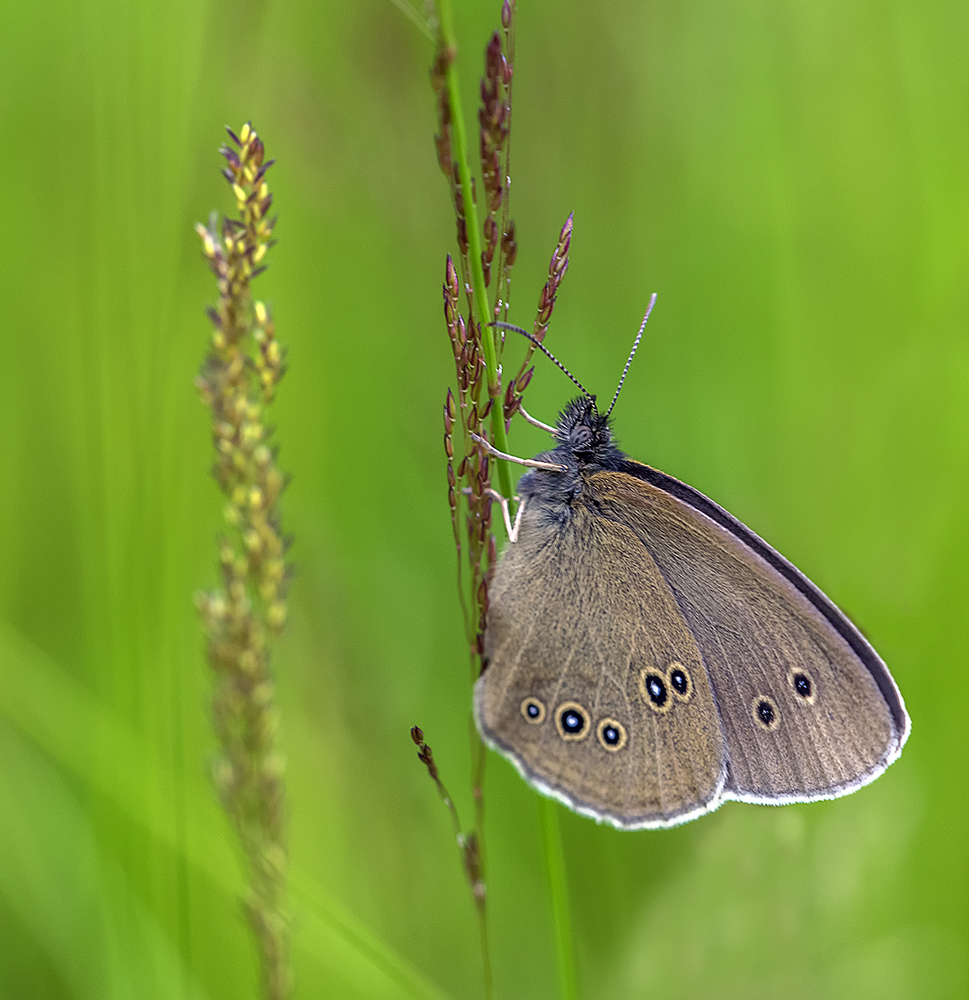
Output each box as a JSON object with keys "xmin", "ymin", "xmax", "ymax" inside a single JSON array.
[
  {"xmin": 605, "ymin": 292, "xmax": 657, "ymax": 419},
  {"xmin": 489, "ymin": 322, "xmax": 595, "ymax": 405}
]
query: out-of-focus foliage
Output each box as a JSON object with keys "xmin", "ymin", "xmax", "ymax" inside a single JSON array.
[{"xmin": 0, "ymin": 0, "xmax": 966, "ymax": 998}]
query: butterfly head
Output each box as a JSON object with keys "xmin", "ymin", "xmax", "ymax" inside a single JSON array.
[{"xmin": 555, "ymin": 396, "xmax": 622, "ymax": 468}]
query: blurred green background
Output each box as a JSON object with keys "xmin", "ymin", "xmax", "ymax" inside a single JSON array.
[{"xmin": 1, "ymin": 0, "xmax": 967, "ymax": 997}]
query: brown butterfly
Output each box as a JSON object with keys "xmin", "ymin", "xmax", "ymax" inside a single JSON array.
[{"xmin": 474, "ymin": 299, "xmax": 909, "ymax": 828}]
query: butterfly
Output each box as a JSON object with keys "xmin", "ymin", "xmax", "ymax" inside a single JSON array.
[{"xmin": 474, "ymin": 298, "xmax": 909, "ymax": 828}]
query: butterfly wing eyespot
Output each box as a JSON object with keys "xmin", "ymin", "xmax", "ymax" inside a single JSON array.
[
  {"xmin": 520, "ymin": 696, "xmax": 546, "ymax": 723},
  {"xmin": 788, "ymin": 669, "xmax": 817, "ymax": 705},
  {"xmin": 752, "ymin": 695, "xmax": 781, "ymax": 732},
  {"xmin": 638, "ymin": 668, "xmax": 673, "ymax": 714},
  {"xmin": 596, "ymin": 717, "xmax": 628, "ymax": 752},
  {"xmin": 554, "ymin": 701, "xmax": 590, "ymax": 741},
  {"xmin": 667, "ymin": 662, "xmax": 693, "ymax": 702}
]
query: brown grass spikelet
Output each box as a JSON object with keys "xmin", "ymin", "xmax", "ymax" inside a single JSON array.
[{"xmin": 504, "ymin": 211, "xmax": 572, "ymax": 426}]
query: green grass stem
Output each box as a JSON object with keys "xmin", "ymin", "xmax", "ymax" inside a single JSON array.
[
  {"xmin": 539, "ymin": 798, "xmax": 579, "ymax": 1000},
  {"xmin": 436, "ymin": 0, "xmax": 514, "ymax": 503}
]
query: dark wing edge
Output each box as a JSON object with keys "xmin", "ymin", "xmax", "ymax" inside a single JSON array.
[
  {"xmin": 618, "ymin": 460, "xmax": 911, "ymax": 756},
  {"xmin": 472, "ymin": 676, "xmax": 729, "ymax": 830}
]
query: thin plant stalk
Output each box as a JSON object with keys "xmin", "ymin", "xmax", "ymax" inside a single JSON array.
[
  {"xmin": 195, "ymin": 122, "xmax": 292, "ymax": 1000},
  {"xmin": 411, "ymin": 726, "xmax": 492, "ymax": 999},
  {"xmin": 431, "ymin": 5, "xmax": 579, "ymax": 998}
]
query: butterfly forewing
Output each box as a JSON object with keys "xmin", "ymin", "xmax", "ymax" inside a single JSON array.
[{"xmin": 589, "ymin": 467, "xmax": 907, "ymax": 802}]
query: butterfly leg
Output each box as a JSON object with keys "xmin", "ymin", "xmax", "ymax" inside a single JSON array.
[
  {"xmin": 470, "ymin": 432, "xmax": 566, "ymax": 472},
  {"xmin": 485, "ymin": 489, "xmax": 526, "ymax": 543}
]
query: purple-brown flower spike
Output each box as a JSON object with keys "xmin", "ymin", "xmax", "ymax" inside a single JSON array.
[
  {"xmin": 505, "ymin": 213, "xmax": 573, "ymax": 423},
  {"xmin": 479, "ymin": 30, "xmax": 511, "ymax": 291}
]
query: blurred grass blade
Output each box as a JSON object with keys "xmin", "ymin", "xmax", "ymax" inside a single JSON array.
[
  {"xmin": 291, "ymin": 883, "xmax": 454, "ymax": 1000},
  {"xmin": 0, "ymin": 720, "xmax": 211, "ymax": 1000},
  {"xmin": 0, "ymin": 619, "xmax": 454, "ymax": 1000}
]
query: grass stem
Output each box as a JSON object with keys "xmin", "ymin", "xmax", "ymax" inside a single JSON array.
[
  {"xmin": 437, "ymin": 0, "xmax": 514, "ymax": 502},
  {"xmin": 539, "ymin": 798, "xmax": 579, "ymax": 1000}
]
